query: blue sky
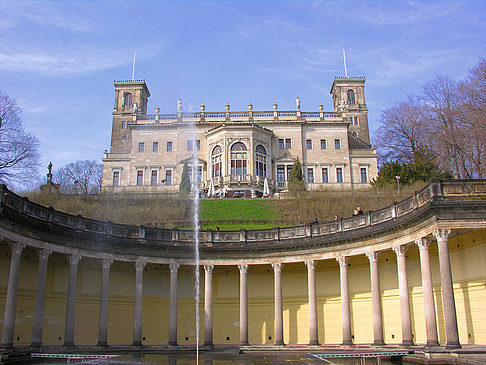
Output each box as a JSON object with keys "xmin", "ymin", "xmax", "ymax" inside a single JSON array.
[{"xmin": 1, "ymin": 0, "xmax": 485, "ymax": 176}]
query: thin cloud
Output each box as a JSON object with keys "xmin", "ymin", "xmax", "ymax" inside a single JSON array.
[
  {"xmin": 0, "ymin": 0, "xmax": 94, "ymax": 33},
  {"xmin": 0, "ymin": 43, "xmax": 166, "ymax": 77}
]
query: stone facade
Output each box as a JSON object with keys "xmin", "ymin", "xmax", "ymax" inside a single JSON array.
[
  {"xmin": 1, "ymin": 180, "xmax": 486, "ymax": 348},
  {"xmin": 102, "ymin": 77, "xmax": 378, "ymax": 195}
]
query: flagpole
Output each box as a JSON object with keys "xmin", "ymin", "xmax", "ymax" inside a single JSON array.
[
  {"xmin": 343, "ymin": 49, "xmax": 348, "ymax": 78},
  {"xmin": 132, "ymin": 52, "xmax": 136, "ymax": 81}
]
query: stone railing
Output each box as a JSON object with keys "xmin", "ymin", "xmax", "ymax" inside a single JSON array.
[
  {"xmin": 134, "ymin": 110, "xmax": 339, "ymax": 123},
  {"xmin": 1, "ymin": 180, "xmax": 485, "ymax": 246}
]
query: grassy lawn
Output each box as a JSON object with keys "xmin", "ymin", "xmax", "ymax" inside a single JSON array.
[
  {"xmin": 200, "ymin": 198, "xmax": 280, "ymax": 220},
  {"xmin": 197, "ymin": 198, "xmax": 283, "ymax": 230}
]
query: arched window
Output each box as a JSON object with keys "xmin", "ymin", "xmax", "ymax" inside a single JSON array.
[
  {"xmin": 347, "ymin": 89, "xmax": 355, "ymax": 105},
  {"xmin": 231, "ymin": 142, "xmax": 247, "ymax": 176},
  {"xmin": 124, "ymin": 93, "xmax": 133, "ymax": 108},
  {"xmin": 255, "ymin": 145, "xmax": 267, "ymax": 177},
  {"xmin": 211, "ymin": 146, "xmax": 222, "ymax": 178}
]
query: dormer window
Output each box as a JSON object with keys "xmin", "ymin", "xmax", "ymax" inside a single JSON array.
[
  {"xmin": 124, "ymin": 93, "xmax": 133, "ymax": 108},
  {"xmin": 347, "ymin": 89, "xmax": 355, "ymax": 105}
]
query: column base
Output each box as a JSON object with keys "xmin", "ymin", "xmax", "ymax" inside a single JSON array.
[
  {"xmin": 308, "ymin": 341, "xmax": 320, "ymax": 346},
  {"xmin": 63, "ymin": 342, "xmax": 74, "ymax": 347},
  {"xmin": 341, "ymin": 341, "xmax": 353, "ymax": 346},
  {"xmin": 168, "ymin": 341, "xmax": 178, "ymax": 346},
  {"xmin": 30, "ymin": 342, "xmax": 42, "ymax": 347},
  {"xmin": 425, "ymin": 341, "xmax": 440, "ymax": 347},
  {"xmin": 401, "ymin": 341, "xmax": 414, "ymax": 347},
  {"xmin": 240, "ymin": 342, "xmax": 249, "ymax": 346},
  {"xmin": 373, "ymin": 341, "xmax": 385, "ymax": 346},
  {"xmin": 132, "ymin": 341, "xmax": 142, "ymax": 347},
  {"xmin": 274, "ymin": 341, "xmax": 285, "ymax": 346},
  {"xmin": 203, "ymin": 341, "xmax": 213, "ymax": 347},
  {"xmin": 0, "ymin": 343, "xmax": 13, "ymax": 349},
  {"xmin": 96, "ymin": 341, "xmax": 108, "ymax": 347},
  {"xmin": 445, "ymin": 342, "xmax": 461, "ymax": 349}
]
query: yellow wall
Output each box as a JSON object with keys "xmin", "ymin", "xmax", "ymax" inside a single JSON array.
[{"xmin": 1, "ymin": 230, "xmax": 486, "ymax": 346}]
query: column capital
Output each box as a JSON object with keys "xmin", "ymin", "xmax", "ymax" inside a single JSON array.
[
  {"xmin": 11, "ymin": 242, "xmax": 26, "ymax": 255},
  {"xmin": 101, "ymin": 259, "xmax": 113, "ymax": 269},
  {"xmin": 392, "ymin": 245, "xmax": 408, "ymax": 257},
  {"xmin": 135, "ymin": 261, "xmax": 146, "ymax": 271},
  {"xmin": 38, "ymin": 249, "xmax": 52, "ymax": 260},
  {"xmin": 169, "ymin": 263, "xmax": 180, "ymax": 273},
  {"xmin": 68, "ymin": 254, "xmax": 81, "ymax": 265},
  {"xmin": 204, "ymin": 265, "xmax": 214, "ymax": 274},
  {"xmin": 366, "ymin": 251, "xmax": 380, "ymax": 262},
  {"xmin": 336, "ymin": 256, "xmax": 349, "ymax": 267},
  {"xmin": 305, "ymin": 260, "xmax": 317, "ymax": 270},
  {"xmin": 433, "ymin": 229, "xmax": 451, "ymax": 242},
  {"xmin": 238, "ymin": 264, "xmax": 248, "ymax": 274},
  {"xmin": 271, "ymin": 263, "xmax": 283, "ymax": 273},
  {"xmin": 415, "ymin": 237, "xmax": 431, "ymax": 250}
]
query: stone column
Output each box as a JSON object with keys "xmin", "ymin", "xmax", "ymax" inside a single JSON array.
[
  {"xmin": 133, "ymin": 261, "xmax": 145, "ymax": 346},
  {"xmin": 272, "ymin": 263, "xmax": 284, "ymax": 345},
  {"xmin": 434, "ymin": 229, "xmax": 460, "ymax": 349},
  {"xmin": 238, "ymin": 264, "xmax": 249, "ymax": 346},
  {"xmin": 337, "ymin": 256, "xmax": 352, "ymax": 345},
  {"xmin": 305, "ymin": 260, "xmax": 319, "ymax": 345},
  {"xmin": 97, "ymin": 259, "xmax": 113, "ymax": 347},
  {"xmin": 204, "ymin": 265, "xmax": 214, "ymax": 346},
  {"xmin": 168, "ymin": 263, "xmax": 179, "ymax": 346},
  {"xmin": 415, "ymin": 238, "xmax": 439, "ymax": 346},
  {"xmin": 366, "ymin": 252, "xmax": 384, "ymax": 345},
  {"xmin": 393, "ymin": 245, "xmax": 413, "ymax": 345},
  {"xmin": 63, "ymin": 254, "xmax": 81, "ymax": 347},
  {"xmin": 1, "ymin": 243, "xmax": 26, "ymax": 348},
  {"xmin": 31, "ymin": 249, "xmax": 52, "ymax": 347}
]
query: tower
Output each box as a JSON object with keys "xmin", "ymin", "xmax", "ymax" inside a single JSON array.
[
  {"xmin": 110, "ymin": 80, "xmax": 150, "ymax": 154},
  {"xmin": 330, "ymin": 77, "xmax": 371, "ymax": 146}
]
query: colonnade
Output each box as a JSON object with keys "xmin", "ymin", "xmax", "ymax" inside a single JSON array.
[{"xmin": 1, "ymin": 229, "xmax": 460, "ymax": 348}]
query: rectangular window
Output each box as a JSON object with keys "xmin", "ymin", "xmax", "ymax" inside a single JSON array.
[
  {"xmin": 277, "ymin": 166, "xmax": 285, "ymax": 182},
  {"xmin": 138, "ymin": 142, "xmax": 144, "ymax": 153},
  {"xmin": 334, "ymin": 139, "xmax": 341, "ymax": 150},
  {"xmin": 286, "ymin": 166, "xmax": 291, "ymax": 180},
  {"xmin": 285, "ymin": 138, "xmax": 292, "ymax": 149},
  {"xmin": 361, "ymin": 167, "xmax": 367, "ymax": 183},
  {"xmin": 354, "ymin": 117, "xmax": 359, "ymax": 125},
  {"xmin": 113, "ymin": 171, "xmax": 119, "ymax": 186},
  {"xmin": 195, "ymin": 140, "xmax": 201, "ymax": 150},
  {"xmin": 151, "ymin": 170, "xmax": 157, "ymax": 185},
  {"xmin": 187, "ymin": 140, "xmax": 193, "ymax": 151},
  {"xmin": 167, "ymin": 141, "xmax": 173, "ymax": 152},
  {"xmin": 320, "ymin": 139, "xmax": 327, "ymax": 149},
  {"xmin": 322, "ymin": 168, "xmax": 328, "ymax": 183},
  {"xmin": 306, "ymin": 139, "xmax": 312, "ymax": 149},
  {"xmin": 121, "ymin": 121, "xmax": 126, "ymax": 129},
  {"xmin": 336, "ymin": 167, "xmax": 343, "ymax": 183},
  {"xmin": 165, "ymin": 170, "xmax": 172, "ymax": 185},
  {"xmin": 307, "ymin": 168, "xmax": 314, "ymax": 183},
  {"xmin": 278, "ymin": 139, "xmax": 284, "ymax": 149},
  {"xmin": 136, "ymin": 170, "xmax": 143, "ymax": 186},
  {"xmin": 152, "ymin": 142, "xmax": 159, "ymax": 152}
]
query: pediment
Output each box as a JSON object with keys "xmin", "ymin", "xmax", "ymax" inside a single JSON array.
[{"xmin": 273, "ymin": 153, "xmax": 298, "ymax": 163}]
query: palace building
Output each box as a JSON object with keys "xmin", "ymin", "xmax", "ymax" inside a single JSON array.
[{"xmin": 101, "ymin": 77, "xmax": 378, "ymax": 195}]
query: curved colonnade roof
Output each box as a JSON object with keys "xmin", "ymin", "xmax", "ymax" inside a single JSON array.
[{"xmin": 1, "ymin": 180, "xmax": 486, "ymax": 265}]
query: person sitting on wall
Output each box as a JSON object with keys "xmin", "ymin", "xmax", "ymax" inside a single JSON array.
[
  {"xmin": 353, "ymin": 209, "xmax": 358, "ymax": 216},
  {"xmin": 357, "ymin": 207, "xmax": 363, "ymax": 215}
]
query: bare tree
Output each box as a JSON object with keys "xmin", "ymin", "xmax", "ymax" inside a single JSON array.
[
  {"xmin": 0, "ymin": 91, "xmax": 39, "ymax": 187},
  {"xmin": 460, "ymin": 59, "xmax": 486, "ymax": 177},
  {"xmin": 374, "ymin": 95, "xmax": 430, "ymax": 163},
  {"xmin": 55, "ymin": 160, "xmax": 103, "ymax": 194},
  {"xmin": 423, "ymin": 73, "xmax": 486, "ymax": 179}
]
